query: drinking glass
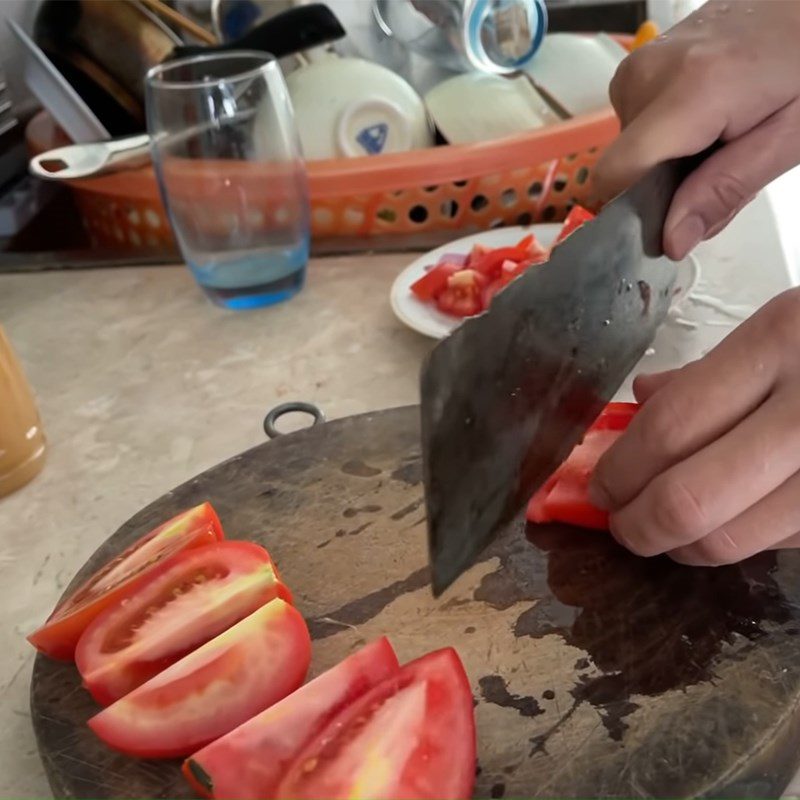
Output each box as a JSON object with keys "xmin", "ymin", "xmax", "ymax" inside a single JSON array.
[{"xmin": 145, "ymin": 52, "xmax": 309, "ymax": 310}]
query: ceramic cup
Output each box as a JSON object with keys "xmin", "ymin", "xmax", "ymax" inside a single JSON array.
[
  {"xmin": 424, "ymin": 71, "xmax": 559, "ymax": 144},
  {"xmin": 525, "ymin": 32, "xmax": 628, "ymax": 116},
  {"xmin": 285, "ymin": 53, "xmax": 435, "ymax": 160}
]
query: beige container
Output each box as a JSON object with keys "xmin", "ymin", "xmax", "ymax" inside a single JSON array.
[{"xmin": 0, "ymin": 325, "xmax": 46, "ymax": 497}]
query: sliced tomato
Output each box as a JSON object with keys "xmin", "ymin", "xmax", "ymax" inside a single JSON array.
[
  {"xmin": 276, "ymin": 648, "xmax": 476, "ymax": 800},
  {"xmin": 435, "ymin": 269, "xmax": 488, "ymax": 317},
  {"xmin": 527, "ymin": 402, "xmax": 639, "ymax": 529},
  {"xmin": 28, "ymin": 502, "xmax": 224, "ymax": 660},
  {"xmin": 76, "ymin": 541, "xmax": 291, "ymax": 705},
  {"xmin": 470, "ymin": 245, "xmax": 530, "ymax": 278},
  {"xmin": 88, "ymin": 598, "xmax": 311, "ymax": 759},
  {"xmin": 481, "ymin": 278, "xmax": 504, "ymax": 309},
  {"xmin": 555, "ymin": 205, "xmax": 595, "ymax": 244},
  {"xmin": 410, "ymin": 262, "xmax": 462, "ymax": 302},
  {"xmin": 466, "ymin": 243, "xmax": 489, "ymax": 267},
  {"xmin": 184, "ymin": 637, "xmax": 400, "ymax": 800}
]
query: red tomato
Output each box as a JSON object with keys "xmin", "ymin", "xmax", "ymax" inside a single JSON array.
[
  {"xmin": 88, "ymin": 598, "xmax": 311, "ymax": 759},
  {"xmin": 184, "ymin": 637, "xmax": 401, "ymax": 800},
  {"xmin": 28, "ymin": 502, "xmax": 224, "ymax": 660},
  {"xmin": 436, "ymin": 269, "xmax": 487, "ymax": 317},
  {"xmin": 527, "ymin": 402, "xmax": 639, "ymax": 529},
  {"xmin": 76, "ymin": 541, "xmax": 291, "ymax": 705},
  {"xmin": 482, "ymin": 278, "xmax": 504, "ymax": 309},
  {"xmin": 276, "ymin": 648, "xmax": 476, "ymax": 800},
  {"xmin": 410, "ymin": 262, "xmax": 462, "ymax": 302},
  {"xmin": 471, "ymin": 245, "xmax": 531, "ymax": 278},
  {"xmin": 554, "ymin": 205, "xmax": 595, "ymax": 244}
]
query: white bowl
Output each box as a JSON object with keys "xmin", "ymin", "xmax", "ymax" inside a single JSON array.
[
  {"xmin": 286, "ymin": 55, "xmax": 434, "ymax": 160},
  {"xmin": 526, "ymin": 33, "xmax": 627, "ymax": 117},
  {"xmin": 424, "ymin": 72, "xmax": 559, "ymax": 144}
]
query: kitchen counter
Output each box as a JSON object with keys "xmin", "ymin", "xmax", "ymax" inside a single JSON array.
[{"xmin": 2, "ymin": 186, "xmax": 800, "ymax": 797}]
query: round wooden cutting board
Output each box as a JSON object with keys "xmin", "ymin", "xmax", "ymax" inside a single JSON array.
[{"xmin": 30, "ymin": 406, "xmax": 800, "ymax": 799}]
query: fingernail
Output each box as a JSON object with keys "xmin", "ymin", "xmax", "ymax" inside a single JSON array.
[
  {"xmin": 587, "ymin": 480, "xmax": 611, "ymax": 510},
  {"xmin": 667, "ymin": 214, "xmax": 705, "ymax": 259}
]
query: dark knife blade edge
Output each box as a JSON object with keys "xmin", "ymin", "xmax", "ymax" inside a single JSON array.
[{"xmin": 420, "ymin": 156, "xmax": 697, "ymax": 596}]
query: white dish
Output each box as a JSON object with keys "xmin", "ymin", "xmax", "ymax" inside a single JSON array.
[
  {"xmin": 8, "ymin": 20, "xmax": 110, "ymax": 143},
  {"xmin": 424, "ymin": 72, "xmax": 559, "ymax": 145},
  {"xmin": 525, "ymin": 33, "xmax": 626, "ymax": 117},
  {"xmin": 285, "ymin": 54, "xmax": 434, "ymax": 160},
  {"xmin": 390, "ymin": 224, "xmax": 701, "ymax": 340}
]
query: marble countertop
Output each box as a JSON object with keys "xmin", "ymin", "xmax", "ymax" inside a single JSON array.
[{"xmin": 2, "ymin": 187, "xmax": 800, "ymax": 796}]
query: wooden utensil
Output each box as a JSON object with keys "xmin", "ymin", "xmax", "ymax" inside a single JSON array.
[{"xmin": 30, "ymin": 405, "xmax": 800, "ymax": 799}]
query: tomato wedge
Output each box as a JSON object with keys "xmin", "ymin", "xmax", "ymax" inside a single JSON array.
[
  {"xmin": 88, "ymin": 598, "xmax": 311, "ymax": 758},
  {"xmin": 410, "ymin": 262, "xmax": 462, "ymax": 301},
  {"xmin": 276, "ymin": 648, "xmax": 476, "ymax": 800},
  {"xmin": 28, "ymin": 502, "xmax": 224, "ymax": 660},
  {"xmin": 76, "ymin": 541, "xmax": 291, "ymax": 705},
  {"xmin": 185, "ymin": 637, "xmax": 400, "ymax": 800},
  {"xmin": 527, "ymin": 402, "xmax": 639, "ymax": 529},
  {"xmin": 554, "ymin": 205, "xmax": 595, "ymax": 244}
]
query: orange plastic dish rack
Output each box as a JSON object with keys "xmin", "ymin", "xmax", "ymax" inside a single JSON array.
[{"xmin": 26, "ymin": 40, "xmax": 631, "ymax": 254}]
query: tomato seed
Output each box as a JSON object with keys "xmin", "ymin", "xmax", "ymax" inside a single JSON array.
[{"xmin": 302, "ymin": 758, "xmax": 318, "ymax": 774}]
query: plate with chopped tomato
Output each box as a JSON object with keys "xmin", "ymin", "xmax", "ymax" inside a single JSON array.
[{"xmin": 390, "ymin": 207, "xmax": 700, "ymax": 339}]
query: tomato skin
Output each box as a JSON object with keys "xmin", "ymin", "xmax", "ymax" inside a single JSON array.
[
  {"xmin": 554, "ymin": 205, "xmax": 595, "ymax": 244},
  {"xmin": 410, "ymin": 262, "xmax": 462, "ymax": 302},
  {"xmin": 184, "ymin": 637, "xmax": 401, "ymax": 800},
  {"xmin": 88, "ymin": 598, "xmax": 311, "ymax": 759},
  {"xmin": 28, "ymin": 502, "xmax": 224, "ymax": 660},
  {"xmin": 276, "ymin": 648, "xmax": 476, "ymax": 800},
  {"xmin": 527, "ymin": 402, "xmax": 639, "ymax": 529},
  {"xmin": 76, "ymin": 541, "xmax": 291, "ymax": 705}
]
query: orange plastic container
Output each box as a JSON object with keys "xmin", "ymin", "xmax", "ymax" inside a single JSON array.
[{"xmin": 26, "ymin": 35, "xmax": 632, "ymax": 254}]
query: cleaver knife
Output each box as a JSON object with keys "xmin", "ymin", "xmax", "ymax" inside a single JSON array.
[{"xmin": 421, "ymin": 157, "xmax": 696, "ymax": 596}]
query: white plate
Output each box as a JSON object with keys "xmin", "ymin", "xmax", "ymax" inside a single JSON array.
[{"xmin": 390, "ymin": 224, "xmax": 701, "ymax": 340}]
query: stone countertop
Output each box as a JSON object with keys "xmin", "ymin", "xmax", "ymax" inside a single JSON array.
[
  {"xmin": 2, "ymin": 188, "xmax": 800, "ymax": 796},
  {"xmin": 0, "ymin": 253, "xmax": 430, "ymax": 797}
]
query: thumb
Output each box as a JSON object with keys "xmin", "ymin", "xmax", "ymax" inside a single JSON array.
[{"xmin": 664, "ymin": 98, "xmax": 800, "ymax": 261}]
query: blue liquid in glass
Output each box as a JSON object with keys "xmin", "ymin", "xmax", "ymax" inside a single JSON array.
[{"xmin": 187, "ymin": 242, "xmax": 308, "ymax": 310}]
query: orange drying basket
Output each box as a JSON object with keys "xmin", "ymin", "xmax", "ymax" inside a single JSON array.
[{"xmin": 26, "ymin": 35, "xmax": 633, "ymax": 254}]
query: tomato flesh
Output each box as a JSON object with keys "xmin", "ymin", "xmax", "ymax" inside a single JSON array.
[
  {"xmin": 88, "ymin": 598, "xmax": 311, "ymax": 759},
  {"xmin": 276, "ymin": 648, "xmax": 476, "ymax": 800},
  {"xmin": 28, "ymin": 502, "xmax": 224, "ymax": 660},
  {"xmin": 527, "ymin": 402, "xmax": 638, "ymax": 529},
  {"xmin": 185, "ymin": 637, "xmax": 400, "ymax": 799},
  {"xmin": 554, "ymin": 205, "xmax": 595, "ymax": 244},
  {"xmin": 410, "ymin": 263, "xmax": 462, "ymax": 301},
  {"xmin": 76, "ymin": 541, "xmax": 290, "ymax": 705}
]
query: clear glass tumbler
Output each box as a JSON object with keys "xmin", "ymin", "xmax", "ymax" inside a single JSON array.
[{"xmin": 145, "ymin": 52, "xmax": 309, "ymax": 310}]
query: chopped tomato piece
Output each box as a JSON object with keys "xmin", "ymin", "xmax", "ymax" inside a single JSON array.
[
  {"xmin": 76, "ymin": 541, "xmax": 291, "ymax": 705},
  {"xmin": 527, "ymin": 402, "xmax": 639, "ymax": 529},
  {"xmin": 482, "ymin": 278, "xmax": 504, "ymax": 309},
  {"xmin": 88, "ymin": 598, "xmax": 311, "ymax": 759},
  {"xmin": 276, "ymin": 648, "xmax": 476, "ymax": 800},
  {"xmin": 471, "ymin": 245, "xmax": 533, "ymax": 278},
  {"xmin": 436, "ymin": 269, "xmax": 487, "ymax": 317},
  {"xmin": 184, "ymin": 638, "xmax": 401, "ymax": 800},
  {"xmin": 28, "ymin": 503, "xmax": 224, "ymax": 660},
  {"xmin": 466, "ymin": 243, "xmax": 490, "ymax": 266},
  {"xmin": 410, "ymin": 262, "xmax": 462, "ymax": 302},
  {"xmin": 555, "ymin": 205, "xmax": 595, "ymax": 244}
]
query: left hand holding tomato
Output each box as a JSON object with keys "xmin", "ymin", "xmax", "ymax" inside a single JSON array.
[{"xmin": 588, "ymin": 288, "xmax": 800, "ymax": 566}]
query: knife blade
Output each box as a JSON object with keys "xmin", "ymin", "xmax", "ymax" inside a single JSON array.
[{"xmin": 421, "ymin": 157, "xmax": 693, "ymax": 596}]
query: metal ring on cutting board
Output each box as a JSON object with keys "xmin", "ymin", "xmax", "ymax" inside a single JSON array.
[{"xmin": 263, "ymin": 402, "xmax": 326, "ymax": 438}]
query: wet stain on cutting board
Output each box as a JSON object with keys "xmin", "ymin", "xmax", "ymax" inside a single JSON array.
[{"xmin": 31, "ymin": 407, "xmax": 800, "ymax": 799}]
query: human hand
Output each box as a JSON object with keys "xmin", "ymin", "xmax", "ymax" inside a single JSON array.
[
  {"xmin": 588, "ymin": 288, "xmax": 800, "ymax": 565},
  {"xmin": 593, "ymin": 0, "xmax": 800, "ymax": 261}
]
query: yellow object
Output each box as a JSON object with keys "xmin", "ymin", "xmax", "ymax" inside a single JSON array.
[
  {"xmin": 0, "ymin": 325, "xmax": 46, "ymax": 498},
  {"xmin": 632, "ymin": 20, "xmax": 659, "ymax": 50}
]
